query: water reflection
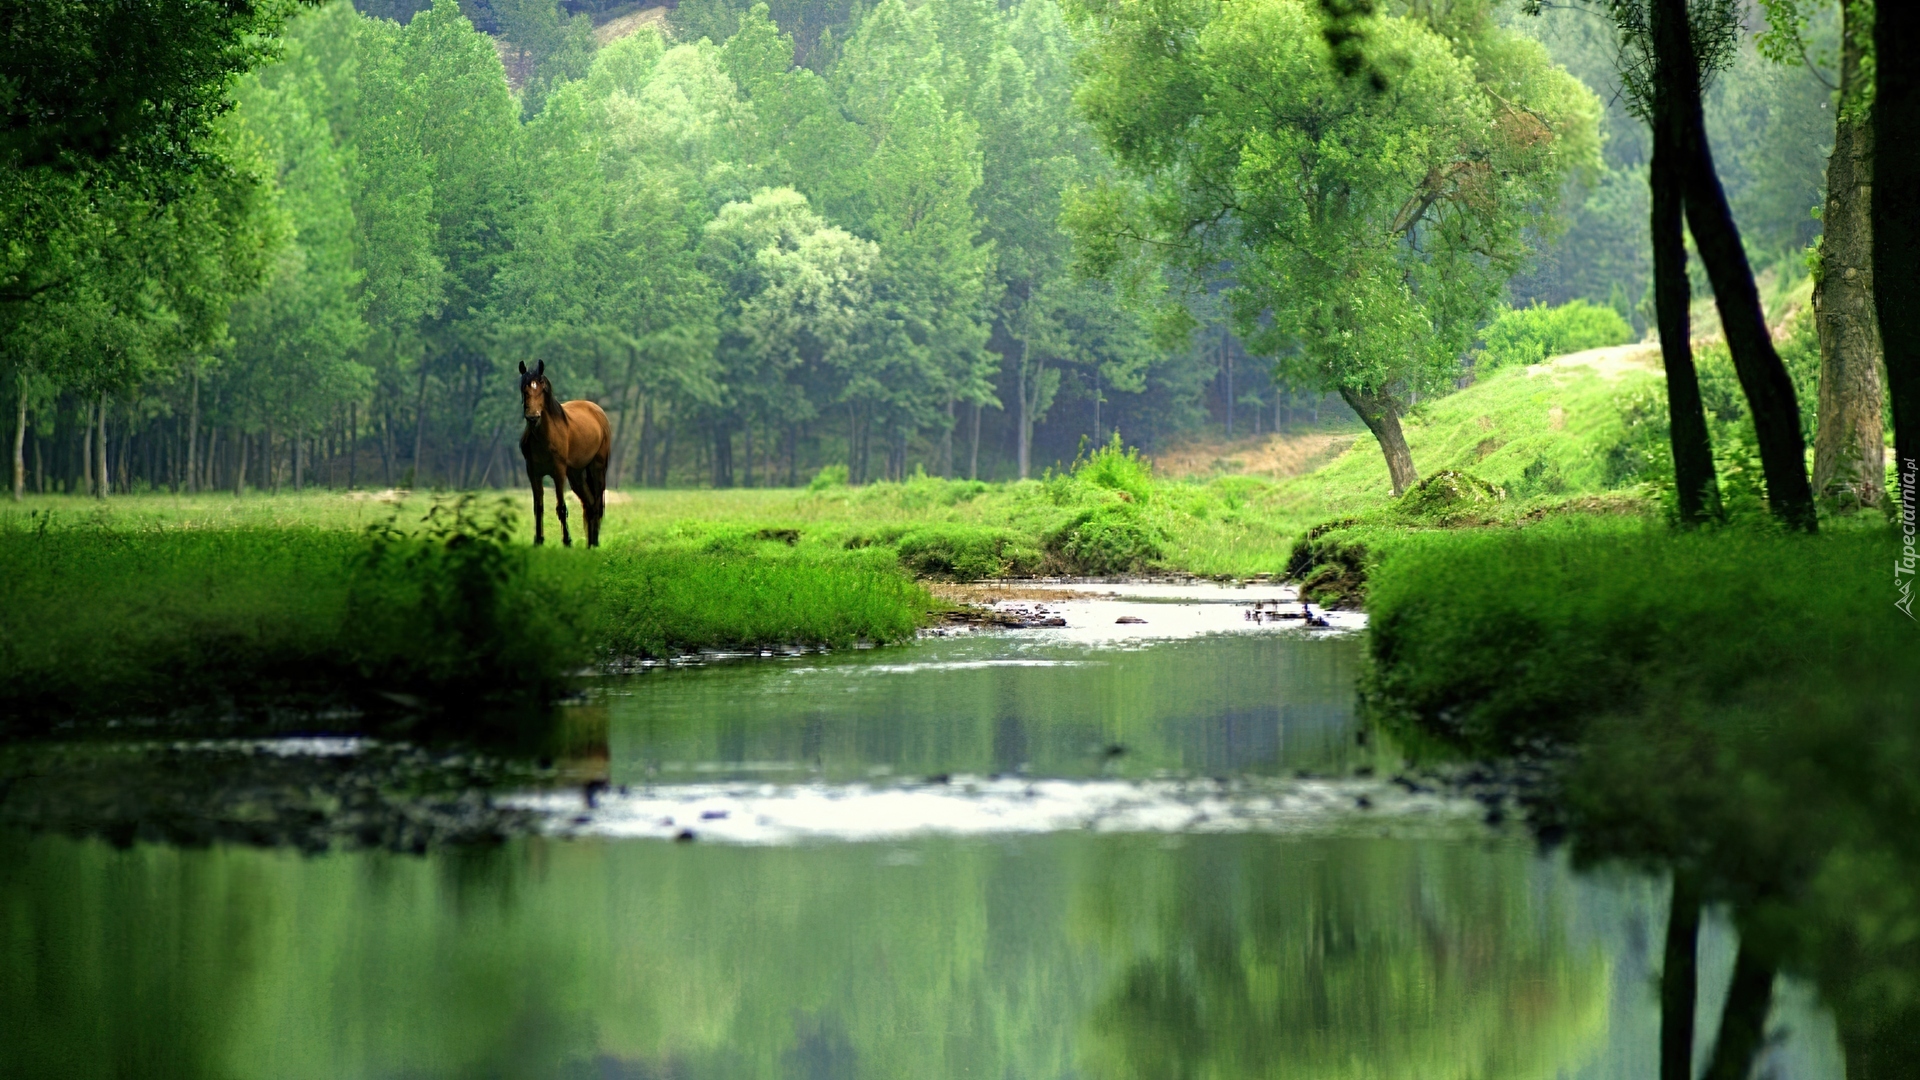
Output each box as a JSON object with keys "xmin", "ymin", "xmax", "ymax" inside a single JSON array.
[
  {"xmin": 6, "ymin": 829, "xmax": 1680, "ymax": 1080},
  {"xmin": 603, "ymin": 631, "xmax": 1365, "ymax": 784}
]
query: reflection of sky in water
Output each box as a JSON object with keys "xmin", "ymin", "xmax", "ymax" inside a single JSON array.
[
  {"xmin": 508, "ymin": 774, "xmax": 1488, "ymax": 844},
  {"xmin": 599, "ymin": 595, "xmax": 1371, "ymax": 787}
]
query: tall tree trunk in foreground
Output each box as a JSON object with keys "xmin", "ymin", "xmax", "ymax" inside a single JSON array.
[
  {"xmin": 1876, "ymin": 0, "xmax": 1920, "ymax": 493},
  {"xmin": 1648, "ymin": 0, "xmax": 1719, "ymax": 522},
  {"xmin": 1339, "ymin": 385, "xmax": 1417, "ymax": 496},
  {"xmin": 1701, "ymin": 943, "xmax": 1776, "ymax": 1080},
  {"xmin": 1811, "ymin": 11, "xmax": 1884, "ymax": 506},
  {"xmin": 1661, "ymin": 871, "xmax": 1701, "ymax": 1080},
  {"xmin": 1657, "ymin": 0, "xmax": 1816, "ymax": 529}
]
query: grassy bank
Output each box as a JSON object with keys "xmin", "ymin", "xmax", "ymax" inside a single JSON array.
[
  {"xmin": 0, "ymin": 502, "xmax": 933, "ymax": 729},
  {"xmin": 0, "ymin": 349, "xmax": 1667, "ymax": 582},
  {"xmin": 1359, "ymin": 518, "xmax": 1918, "ymax": 1073}
]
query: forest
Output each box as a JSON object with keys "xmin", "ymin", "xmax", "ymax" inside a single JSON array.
[
  {"xmin": 2, "ymin": 0, "xmax": 1849, "ymax": 496},
  {"xmin": 5, "ymin": 2, "xmax": 1919, "ymax": 1079}
]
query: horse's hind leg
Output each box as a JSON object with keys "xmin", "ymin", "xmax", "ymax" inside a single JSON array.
[
  {"xmin": 529, "ymin": 472, "xmax": 546, "ymax": 545},
  {"xmin": 582, "ymin": 459, "xmax": 607, "ymax": 547},
  {"xmin": 552, "ymin": 465, "xmax": 573, "ymax": 546}
]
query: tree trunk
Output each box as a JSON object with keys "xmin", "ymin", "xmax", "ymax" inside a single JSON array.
[
  {"xmin": 1874, "ymin": 1, "xmax": 1920, "ymax": 496},
  {"xmin": 380, "ymin": 411, "xmax": 394, "ymax": 488},
  {"xmin": 1812, "ymin": 15, "xmax": 1883, "ymax": 507},
  {"xmin": 1338, "ymin": 385, "xmax": 1418, "ymax": 495},
  {"xmin": 969, "ymin": 400, "xmax": 982, "ymax": 480},
  {"xmin": 12, "ymin": 373, "xmax": 25, "ymax": 502},
  {"xmin": 1701, "ymin": 941, "xmax": 1775, "ymax": 1080},
  {"xmin": 267, "ymin": 418, "xmax": 278, "ymax": 494},
  {"xmin": 1660, "ymin": 871, "xmax": 1701, "ymax": 1080},
  {"xmin": 348, "ymin": 401, "xmax": 358, "ymax": 491},
  {"xmin": 1647, "ymin": 0, "xmax": 1720, "ymax": 523},
  {"xmin": 711, "ymin": 421, "xmax": 733, "ymax": 488},
  {"xmin": 655, "ymin": 420, "xmax": 675, "ymax": 487},
  {"xmin": 185, "ymin": 369, "xmax": 200, "ymax": 494},
  {"xmin": 1656, "ymin": 0, "xmax": 1816, "ymax": 530},
  {"xmin": 1222, "ymin": 327, "xmax": 1233, "ymax": 438},
  {"xmin": 1017, "ymin": 340, "xmax": 1038, "ymax": 480},
  {"xmin": 941, "ymin": 396, "xmax": 955, "ymax": 477},
  {"xmin": 234, "ymin": 426, "xmax": 247, "ymax": 498},
  {"xmin": 411, "ymin": 368, "xmax": 429, "ymax": 488},
  {"xmin": 80, "ymin": 401, "xmax": 93, "ymax": 496},
  {"xmin": 95, "ymin": 395, "xmax": 108, "ymax": 499}
]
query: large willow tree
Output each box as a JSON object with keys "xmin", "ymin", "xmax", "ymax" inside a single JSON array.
[{"xmin": 1065, "ymin": 0, "xmax": 1597, "ymax": 493}]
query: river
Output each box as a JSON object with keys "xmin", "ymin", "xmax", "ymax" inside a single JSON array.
[{"xmin": 0, "ymin": 586, "xmax": 1844, "ymax": 1078}]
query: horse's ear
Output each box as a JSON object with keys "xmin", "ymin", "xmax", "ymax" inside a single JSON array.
[
  {"xmin": 535, "ymin": 359, "xmax": 545, "ymax": 377},
  {"xmin": 519, "ymin": 361, "xmax": 527, "ymax": 375}
]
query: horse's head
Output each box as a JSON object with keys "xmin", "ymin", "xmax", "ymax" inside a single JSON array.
[{"xmin": 518, "ymin": 360, "xmax": 551, "ymax": 422}]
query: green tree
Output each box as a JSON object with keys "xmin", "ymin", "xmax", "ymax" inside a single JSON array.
[
  {"xmin": 1067, "ymin": 0, "xmax": 1599, "ymax": 494},
  {"xmin": 220, "ymin": 45, "xmax": 373, "ymax": 492}
]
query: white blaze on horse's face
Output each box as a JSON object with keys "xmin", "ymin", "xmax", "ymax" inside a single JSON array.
[{"xmin": 522, "ymin": 380, "xmax": 544, "ymax": 421}]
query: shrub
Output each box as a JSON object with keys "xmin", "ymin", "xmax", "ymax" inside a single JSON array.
[
  {"xmin": 807, "ymin": 463, "xmax": 849, "ymax": 491},
  {"xmin": 1071, "ymin": 433, "xmax": 1154, "ymax": 504},
  {"xmin": 896, "ymin": 526, "xmax": 1043, "ymax": 581},
  {"xmin": 1476, "ymin": 300, "xmax": 1634, "ymax": 372},
  {"xmin": 1046, "ymin": 501, "xmax": 1165, "ymax": 575},
  {"xmin": 1283, "ymin": 519, "xmax": 1368, "ymax": 608},
  {"xmin": 1396, "ymin": 470, "xmax": 1505, "ymax": 522}
]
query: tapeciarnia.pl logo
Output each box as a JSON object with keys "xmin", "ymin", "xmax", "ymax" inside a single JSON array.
[{"xmin": 1898, "ymin": 457, "xmax": 1917, "ymax": 620}]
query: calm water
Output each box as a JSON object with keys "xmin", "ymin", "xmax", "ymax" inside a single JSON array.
[{"xmin": 0, "ymin": 593, "xmax": 1844, "ymax": 1079}]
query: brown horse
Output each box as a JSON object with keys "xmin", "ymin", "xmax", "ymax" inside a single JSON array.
[{"xmin": 518, "ymin": 360, "xmax": 611, "ymax": 547}]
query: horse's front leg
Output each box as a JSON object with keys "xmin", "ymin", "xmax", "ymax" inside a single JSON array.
[
  {"xmin": 552, "ymin": 465, "xmax": 573, "ymax": 547},
  {"xmin": 529, "ymin": 472, "xmax": 546, "ymax": 545}
]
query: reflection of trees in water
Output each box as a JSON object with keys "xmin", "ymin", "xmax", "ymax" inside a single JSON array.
[
  {"xmin": 4, "ymin": 830, "xmax": 1612, "ymax": 1080},
  {"xmin": 1077, "ymin": 838, "xmax": 1610, "ymax": 1080}
]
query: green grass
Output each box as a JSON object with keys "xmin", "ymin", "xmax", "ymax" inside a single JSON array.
[
  {"xmin": 596, "ymin": 544, "xmax": 931, "ymax": 658},
  {"xmin": 0, "ymin": 500, "xmax": 934, "ymax": 728},
  {"xmin": 1357, "ymin": 515, "xmax": 1920, "ymax": 1070},
  {"xmin": 0, "ymin": 353, "xmax": 1667, "ymax": 581}
]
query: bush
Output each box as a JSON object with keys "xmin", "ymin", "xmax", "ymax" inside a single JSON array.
[
  {"xmin": 1045, "ymin": 501, "xmax": 1165, "ymax": 575},
  {"xmin": 1072, "ymin": 433, "xmax": 1154, "ymax": 504},
  {"xmin": 1283, "ymin": 519, "xmax": 1370, "ymax": 608},
  {"xmin": 896, "ymin": 526, "xmax": 1042, "ymax": 581},
  {"xmin": 1396, "ymin": 470, "xmax": 1505, "ymax": 523},
  {"xmin": 1476, "ymin": 300, "xmax": 1634, "ymax": 373},
  {"xmin": 807, "ymin": 463, "xmax": 849, "ymax": 491}
]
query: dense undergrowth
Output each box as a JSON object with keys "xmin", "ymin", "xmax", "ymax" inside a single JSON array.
[{"xmin": 1360, "ymin": 518, "xmax": 1919, "ymax": 1073}]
